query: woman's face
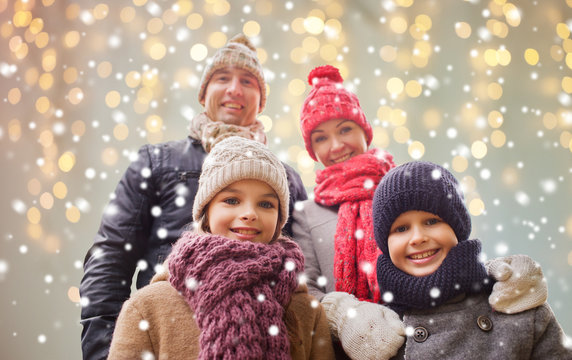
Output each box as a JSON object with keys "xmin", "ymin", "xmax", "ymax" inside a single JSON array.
[
  {"xmin": 310, "ymin": 118, "xmax": 368, "ymax": 167},
  {"xmin": 207, "ymin": 179, "xmax": 279, "ymax": 244}
]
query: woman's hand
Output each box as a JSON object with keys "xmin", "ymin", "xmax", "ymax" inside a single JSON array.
[{"xmin": 486, "ymin": 254, "xmax": 547, "ymax": 314}]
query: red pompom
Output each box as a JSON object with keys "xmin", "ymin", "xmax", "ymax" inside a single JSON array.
[{"xmin": 307, "ymin": 65, "xmax": 343, "ymax": 85}]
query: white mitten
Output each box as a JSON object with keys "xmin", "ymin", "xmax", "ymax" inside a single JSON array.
[
  {"xmin": 486, "ymin": 255, "xmax": 547, "ymax": 314},
  {"xmin": 321, "ymin": 292, "xmax": 405, "ymax": 360}
]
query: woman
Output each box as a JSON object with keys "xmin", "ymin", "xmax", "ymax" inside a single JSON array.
[{"xmin": 292, "ymin": 65, "xmax": 548, "ymax": 360}]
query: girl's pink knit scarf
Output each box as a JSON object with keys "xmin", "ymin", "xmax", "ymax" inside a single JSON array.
[
  {"xmin": 167, "ymin": 232, "xmax": 304, "ymax": 359},
  {"xmin": 314, "ymin": 149, "xmax": 395, "ymax": 303}
]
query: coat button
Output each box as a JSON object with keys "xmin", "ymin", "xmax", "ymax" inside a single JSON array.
[
  {"xmin": 413, "ymin": 326, "xmax": 428, "ymax": 342},
  {"xmin": 477, "ymin": 315, "xmax": 493, "ymax": 331}
]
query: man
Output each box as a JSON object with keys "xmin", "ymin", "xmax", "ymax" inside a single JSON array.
[{"xmin": 79, "ymin": 34, "xmax": 307, "ymax": 360}]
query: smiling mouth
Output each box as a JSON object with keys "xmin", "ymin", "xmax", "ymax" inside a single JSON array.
[
  {"xmin": 223, "ymin": 103, "xmax": 243, "ymax": 110},
  {"xmin": 331, "ymin": 153, "xmax": 352, "ymax": 164},
  {"xmin": 232, "ymin": 229, "xmax": 259, "ymax": 235},
  {"xmin": 409, "ymin": 249, "xmax": 438, "ymax": 260}
]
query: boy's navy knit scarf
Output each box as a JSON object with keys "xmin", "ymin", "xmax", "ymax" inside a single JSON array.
[{"xmin": 376, "ymin": 239, "xmax": 494, "ymax": 315}]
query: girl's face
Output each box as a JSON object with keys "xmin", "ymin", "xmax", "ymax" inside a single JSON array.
[
  {"xmin": 387, "ymin": 210, "xmax": 458, "ymax": 277},
  {"xmin": 310, "ymin": 118, "xmax": 368, "ymax": 167},
  {"xmin": 207, "ymin": 179, "xmax": 279, "ymax": 244}
]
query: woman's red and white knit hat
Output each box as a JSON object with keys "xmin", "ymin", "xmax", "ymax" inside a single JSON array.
[{"xmin": 299, "ymin": 65, "xmax": 373, "ymax": 161}]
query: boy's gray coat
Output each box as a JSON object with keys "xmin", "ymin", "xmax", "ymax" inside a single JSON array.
[{"xmin": 393, "ymin": 293, "xmax": 571, "ymax": 359}]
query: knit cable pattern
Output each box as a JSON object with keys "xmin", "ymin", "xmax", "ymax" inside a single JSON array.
[{"xmin": 168, "ymin": 232, "xmax": 304, "ymax": 359}]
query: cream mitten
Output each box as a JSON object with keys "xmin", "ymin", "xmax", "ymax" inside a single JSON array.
[
  {"xmin": 321, "ymin": 292, "xmax": 405, "ymax": 360},
  {"xmin": 486, "ymin": 255, "xmax": 547, "ymax": 314}
]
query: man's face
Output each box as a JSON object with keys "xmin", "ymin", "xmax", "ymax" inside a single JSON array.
[{"xmin": 201, "ymin": 66, "xmax": 261, "ymax": 126}]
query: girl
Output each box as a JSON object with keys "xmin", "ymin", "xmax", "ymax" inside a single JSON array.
[
  {"xmin": 292, "ymin": 65, "xmax": 548, "ymax": 359},
  {"xmin": 108, "ymin": 136, "xmax": 334, "ymax": 359},
  {"xmin": 372, "ymin": 161, "xmax": 571, "ymax": 359}
]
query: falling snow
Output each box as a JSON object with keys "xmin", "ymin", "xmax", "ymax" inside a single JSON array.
[
  {"xmin": 268, "ymin": 325, "xmax": 279, "ymax": 336},
  {"xmin": 139, "ymin": 320, "xmax": 150, "ymax": 331},
  {"xmin": 185, "ymin": 277, "xmax": 199, "ymax": 291},
  {"xmin": 382, "ymin": 291, "xmax": 394, "ymax": 303},
  {"xmin": 1, "ymin": 1, "xmax": 571, "ymax": 358},
  {"xmin": 284, "ymin": 260, "xmax": 296, "ymax": 271},
  {"xmin": 429, "ymin": 287, "xmax": 441, "ymax": 299}
]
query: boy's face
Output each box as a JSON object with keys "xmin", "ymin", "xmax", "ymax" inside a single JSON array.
[
  {"xmin": 201, "ymin": 66, "xmax": 261, "ymax": 127},
  {"xmin": 387, "ymin": 210, "xmax": 458, "ymax": 277},
  {"xmin": 207, "ymin": 179, "xmax": 279, "ymax": 244}
]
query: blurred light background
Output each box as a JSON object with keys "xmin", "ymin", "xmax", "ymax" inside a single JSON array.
[{"xmin": 1, "ymin": 0, "xmax": 571, "ymax": 358}]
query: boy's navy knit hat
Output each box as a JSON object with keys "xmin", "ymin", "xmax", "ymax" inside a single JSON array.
[{"xmin": 373, "ymin": 161, "xmax": 472, "ymax": 255}]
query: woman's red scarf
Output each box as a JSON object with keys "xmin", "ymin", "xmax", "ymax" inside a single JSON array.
[{"xmin": 314, "ymin": 149, "xmax": 395, "ymax": 303}]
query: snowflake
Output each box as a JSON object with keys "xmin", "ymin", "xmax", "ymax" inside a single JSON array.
[
  {"xmin": 85, "ymin": 168, "xmax": 96, "ymax": 179},
  {"xmin": 540, "ymin": 179, "xmax": 557, "ymax": 194},
  {"xmin": 137, "ymin": 260, "xmax": 148, "ymax": 271},
  {"xmin": 11, "ymin": 199, "xmax": 27, "ymax": 214},
  {"xmin": 495, "ymin": 242, "xmax": 509, "ymax": 256},
  {"xmin": 156, "ymin": 228, "xmax": 168, "ymax": 239},
  {"xmin": 284, "ymin": 260, "xmax": 296, "ymax": 271},
  {"xmin": 268, "ymin": 325, "xmax": 279, "ymax": 336},
  {"xmin": 104, "ymin": 203, "xmax": 119, "ymax": 217},
  {"xmin": 515, "ymin": 191, "xmax": 530, "ymax": 206},
  {"xmin": 563, "ymin": 334, "xmax": 572, "ymax": 349},
  {"xmin": 141, "ymin": 167, "xmax": 152, "ymax": 178},
  {"xmin": 154, "ymin": 263, "xmax": 164, "ymax": 275},
  {"xmin": 446, "ymin": 128, "xmax": 458, "ymax": 139},
  {"xmin": 431, "ymin": 169, "xmax": 442, "ymax": 180},
  {"xmin": 346, "ymin": 307, "xmax": 357, "ymax": 319},
  {"xmin": 185, "ymin": 277, "xmax": 199, "ymax": 291},
  {"xmin": 294, "ymin": 201, "xmax": 305, "ymax": 212},
  {"xmin": 141, "ymin": 351, "xmax": 156, "ymax": 360},
  {"xmin": 139, "ymin": 320, "xmax": 149, "ymax": 331},
  {"xmin": 0, "ymin": 260, "xmax": 8, "ymax": 275},
  {"xmin": 360, "ymin": 261, "xmax": 373, "ymax": 274},
  {"xmin": 175, "ymin": 196, "xmax": 186, "ymax": 207},
  {"xmin": 480, "ymin": 169, "xmax": 491, "ymax": 180},
  {"xmin": 404, "ymin": 326, "xmax": 415, "ymax": 337},
  {"xmin": 151, "ymin": 206, "xmax": 162, "ymax": 217}
]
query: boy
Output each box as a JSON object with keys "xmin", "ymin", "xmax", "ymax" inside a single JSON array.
[{"xmin": 372, "ymin": 161, "xmax": 571, "ymax": 359}]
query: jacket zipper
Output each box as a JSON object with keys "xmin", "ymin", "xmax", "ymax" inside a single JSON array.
[{"xmin": 177, "ymin": 170, "xmax": 201, "ymax": 182}]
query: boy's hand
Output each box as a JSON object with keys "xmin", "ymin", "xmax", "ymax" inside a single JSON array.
[
  {"xmin": 321, "ymin": 292, "xmax": 404, "ymax": 360},
  {"xmin": 486, "ymin": 254, "xmax": 547, "ymax": 314}
]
